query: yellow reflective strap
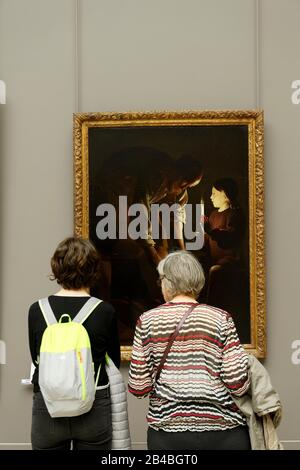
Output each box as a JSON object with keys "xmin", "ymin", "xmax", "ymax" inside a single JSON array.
[
  {"xmin": 105, "ymin": 352, "xmax": 109, "ymax": 365},
  {"xmin": 77, "ymin": 350, "xmax": 86, "ymax": 401}
]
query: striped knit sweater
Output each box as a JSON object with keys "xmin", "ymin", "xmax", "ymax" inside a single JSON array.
[{"xmin": 128, "ymin": 302, "xmax": 250, "ymax": 432}]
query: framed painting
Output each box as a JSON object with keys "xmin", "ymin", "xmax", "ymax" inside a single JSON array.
[{"xmin": 73, "ymin": 110, "xmax": 266, "ymax": 359}]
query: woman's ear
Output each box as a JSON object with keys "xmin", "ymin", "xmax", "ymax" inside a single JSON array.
[{"xmin": 161, "ymin": 283, "xmax": 172, "ymax": 302}]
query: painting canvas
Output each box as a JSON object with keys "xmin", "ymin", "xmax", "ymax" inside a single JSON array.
[{"xmin": 74, "ymin": 111, "xmax": 266, "ymax": 359}]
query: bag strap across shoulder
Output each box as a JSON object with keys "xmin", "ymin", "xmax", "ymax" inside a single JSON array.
[
  {"xmin": 73, "ymin": 297, "xmax": 102, "ymax": 324},
  {"xmin": 38, "ymin": 296, "xmax": 102, "ymax": 326},
  {"xmin": 38, "ymin": 298, "xmax": 57, "ymax": 326},
  {"xmin": 155, "ymin": 303, "xmax": 198, "ymax": 383}
]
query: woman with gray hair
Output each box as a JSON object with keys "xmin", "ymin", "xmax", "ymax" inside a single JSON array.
[{"xmin": 128, "ymin": 251, "xmax": 251, "ymax": 450}]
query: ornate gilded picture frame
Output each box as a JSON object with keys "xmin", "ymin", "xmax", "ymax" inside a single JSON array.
[{"xmin": 74, "ymin": 110, "xmax": 266, "ymax": 359}]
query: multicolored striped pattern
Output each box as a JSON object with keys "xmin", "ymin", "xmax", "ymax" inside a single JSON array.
[{"xmin": 128, "ymin": 302, "xmax": 250, "ymax": 432}]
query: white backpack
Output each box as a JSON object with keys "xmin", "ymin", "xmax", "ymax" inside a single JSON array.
[{"xmin": 38, "ymin": 297, "xmax": 102, "ymax": 418}]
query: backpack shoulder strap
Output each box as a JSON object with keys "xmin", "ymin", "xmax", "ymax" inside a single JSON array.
[
  {"xmin": 73, "ymin": 297, "xmax": 102, "ymax": 324},
  {"xmin": 38, "ymin": 298, "xmax": 57, "ymax": 326}
]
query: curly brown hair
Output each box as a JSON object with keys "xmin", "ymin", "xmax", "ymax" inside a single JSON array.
[{"xmin": 50, "ymin": 237, "xmax": 101, "ymax": 289}]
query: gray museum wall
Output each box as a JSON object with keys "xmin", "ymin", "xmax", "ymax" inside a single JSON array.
[{"xmin": 0, "ymin": 0, "xmax": 299, "ymax": 449}]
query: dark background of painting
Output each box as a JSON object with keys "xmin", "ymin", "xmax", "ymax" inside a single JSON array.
[{"xmin": 88, "ymin": 125, "xmax": 250, "ymax": 344}]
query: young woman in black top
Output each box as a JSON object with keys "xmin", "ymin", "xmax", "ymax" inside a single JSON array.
[{"xmin": 28, "ymin": 237, "xmax": 120, "ymax": 450}]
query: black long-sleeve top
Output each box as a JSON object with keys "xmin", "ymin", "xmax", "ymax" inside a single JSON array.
[{"xmin": 28, "ymin": 296, "xmax": 121, "ymax": 393}]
